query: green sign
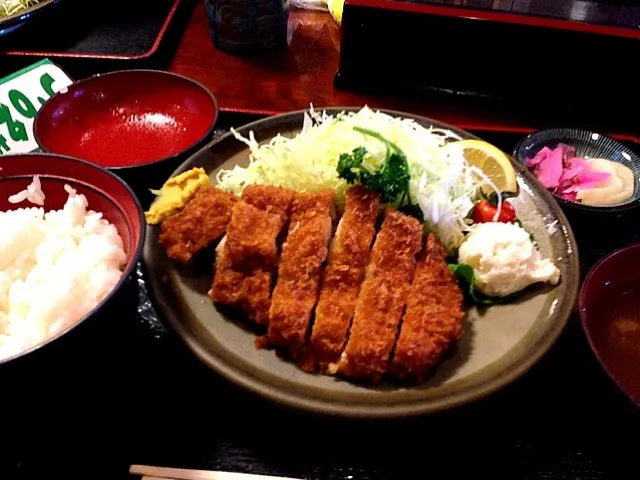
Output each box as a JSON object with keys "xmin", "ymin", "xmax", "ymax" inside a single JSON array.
[{"xmin": 0, "ymin": 59, "xmax": 73, "ymax": 155}]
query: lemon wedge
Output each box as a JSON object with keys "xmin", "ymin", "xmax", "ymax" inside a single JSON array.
[
  {"xmin": 327, "ymin": 0, "xmax": 344, "ymax": 25},
  {"xmin": 454, "ymin": 139, "xmax": 518, "ymax": 195}
]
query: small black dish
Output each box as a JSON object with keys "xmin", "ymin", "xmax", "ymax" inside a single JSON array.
[{"xmin": 514, "ymin": 128, "xmax": 640, "ymax": 256}]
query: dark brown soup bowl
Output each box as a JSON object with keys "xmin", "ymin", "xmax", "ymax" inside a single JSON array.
[{"xmin": 580, "ymin": 244, "xmax": 640, "ymax": 406}]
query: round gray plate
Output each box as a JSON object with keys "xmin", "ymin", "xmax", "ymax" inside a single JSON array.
[{"xmin": 143, "ymin": 109, "xmax": 580, "ymax": 418}]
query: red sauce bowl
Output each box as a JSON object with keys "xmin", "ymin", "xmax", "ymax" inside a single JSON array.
[
  {"xmin": 0, "ymin": 153, "xmax": 145, "ymax": 367},
  {"xmin": 580, "ymin": 244, "xmax": 640, "ymax": 406},
  {"xmin": 34, "ymin": 70, "xmax": 218, "ymax": 170}
]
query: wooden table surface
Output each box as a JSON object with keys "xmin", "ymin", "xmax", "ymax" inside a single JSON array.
[
  {"xmin": 168, "ymin": 3, "xmax": 639, "ymax": 139},
  {"xmin": 165, "ymin": 5, "xmax": 529, "ymax": 132}
]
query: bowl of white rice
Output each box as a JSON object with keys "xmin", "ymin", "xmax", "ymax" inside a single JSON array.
[{"xmin": 0, "ymin": 153, "xmax": 145, "ymax": 366}]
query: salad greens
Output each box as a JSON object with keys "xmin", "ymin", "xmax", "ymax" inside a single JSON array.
[
  {"xmin": 448, "ymin": 263, "xmax": 518, "ymax": 305},
  {"xmin": 336, "ymin": 128, "xmax": 422, "ymax": 220},
  {"xmin": 222, "ymin": 107, "xmax": 470, "ymax": 252}
]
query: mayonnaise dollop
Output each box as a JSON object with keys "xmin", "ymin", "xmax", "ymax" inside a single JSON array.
[{"xmin": 458, "ymin": 222, "xmax": 560, "ymax": 297}]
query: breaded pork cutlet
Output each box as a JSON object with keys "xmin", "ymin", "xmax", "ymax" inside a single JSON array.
[
  {"xmin": 211, "ymin": 237, "xmax": 274, "ymax": 325},
  {"xmin": 224, "ymin": 201, "xmax": 286, "ymax": 266},
  {"xmin": 267, "ymin": 190, "xmax": 335, "ymax": 358},
  {"xmin": 389, "ymin": 234, "xmax": 465, "ymax": 381},
  {"xmin": 309, "ymin": 186, "xmax": 380, "ymax": 370},
  {"xmin": 334, "ymin": 209, "xmax": 422, "ymax": 382},
  {"xmin": 159, "ymin": 186, "xmax": 238, "ymax": 264},
  {"xmin": 210, "ymin": 202, "xmax": 286, "ymax": 324},
  {"xmin": 241, "ymin": 184, "xmax": 292, "ymax": 217},
  {"xmin": 210, "ymin": 187, "xmax": 292, "ymax": 325}
]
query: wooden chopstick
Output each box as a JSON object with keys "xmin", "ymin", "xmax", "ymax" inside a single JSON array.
[{"xmin": 130, "ymin": 465, "xmax": 304, "ymax": 480}]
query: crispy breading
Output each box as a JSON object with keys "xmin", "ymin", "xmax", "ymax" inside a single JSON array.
[
  {"xmin": 159, "ymin": 186, "xmax": 238, "ymax": 264},
  {"xmin": 210, "ymin": 192, "xmax": 291, "ymax": 325},
  {"xmin": 309, "ymin": 186, "xmax": 380, "ymax": 370},
  {"xmin": 389, "ymin": 234, "xmax": 465, "ymax": 381},
  {"xmin": 210, "ymin": 238, "xmax": 272, "ymax": 325},
  {"xmin": 267, "ymin": 190, "xmax": 335, "ymax": 355},
  {"xmin": 242, "ymin": 185, "xmax": 293, "ymax": 217},
  {"xmin": 225, "ymin": 201, "xmax": 286, "ymax": 266},
  {"xmin": 334, "ymin": 209, "xmax": 422, "ymax": 382}
]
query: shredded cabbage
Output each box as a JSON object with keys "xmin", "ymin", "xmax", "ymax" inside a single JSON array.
[{"xmin": 217, "ymin": 106, "xmax": 490, "ymax": 252}]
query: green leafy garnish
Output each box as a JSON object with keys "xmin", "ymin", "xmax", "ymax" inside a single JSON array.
[
  {"xmin": 336, "ymin": 127, "xmax": 422, "ymax": 221},
  {"xmin": 448, "ymin": 263, "xmax": 518, "ymax": 305},
  {"xmin": 337, "ymin": 146, "xmax": 368, "ymax": 184},
  {"xmin": 479, "ymin": 189, "xmax": 500, "ymax": 206}
]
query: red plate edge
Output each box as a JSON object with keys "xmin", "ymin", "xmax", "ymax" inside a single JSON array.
[{"xmin": 3, "ymin": 0, "xmax": 184, "ymax": 61}]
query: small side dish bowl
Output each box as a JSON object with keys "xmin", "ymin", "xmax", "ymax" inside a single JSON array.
[
  {"xmin": 0, "ymin": 153, "xmax": 145, "ymax": 369},
  {"xmin": 514, "ymin": 128, "xmax": 640, "ymax": 254},
  {"xmin": 34, "ymin": 69, "xmax": 218, "ymax": 172},
  {"xmin": 580, "ymin": 243, "xmax": 640, "ymax": 406}
]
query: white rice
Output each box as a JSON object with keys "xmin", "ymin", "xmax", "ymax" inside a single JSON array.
[
  {"xmin": 8, "ymin": 175, "xmax": 45, "ymax": 206},
  {"xmin": 0, "ymin": 178, "xmax": 127, "ymax": 361}
]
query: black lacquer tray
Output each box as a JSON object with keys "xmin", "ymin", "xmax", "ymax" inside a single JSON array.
[
  {"xmin": 1, "ymin": 123, "xmax": 638, "ymax": 480},
  {"xmin": 0, "ymin": 0, "xmax": 194, "ymax": 78}
]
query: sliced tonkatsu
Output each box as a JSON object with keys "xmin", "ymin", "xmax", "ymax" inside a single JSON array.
[
  {"xmin": 267, "ymin": 190, "xmax": 335, "ymax": 358},
  {"xmin": 210, "ymin": 202, "xmax": 286, "ymax": 324},
  {"xmin": 210, "ymin": 186, "xmax": 293, "ymax": 325},
  {"xmin": 164, "ymin": 179, "xmax": 468, "ymax": 384},
  {"xmin": 334, "ymin": 209, "xmax": 423, "ymax": 382},
  {"xmin": 241, "ymin": 184, "xmax": 293, "ymax": 217},
  {"xmin": 210, "ymin": 238, "xmax": 274, "ymax": 325},
  {"xmin": 159, "ymin": 185, "xmax": 238, "ymax": 264},
  {"xmin": 224, "ymin": 201, "xmax": 286, "ymax": 266},
  {"xmin": 309, "ymin": 186, "xmax": 380, "ymax": 370},
  {"xmin": 389, "ymin": 234, "xmax": 465, "ymax": 381}
]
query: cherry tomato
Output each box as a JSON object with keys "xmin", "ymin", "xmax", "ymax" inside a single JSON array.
[{"xmin": 472, "ymin": 199, "xmax": 517, "ymax": 224}]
